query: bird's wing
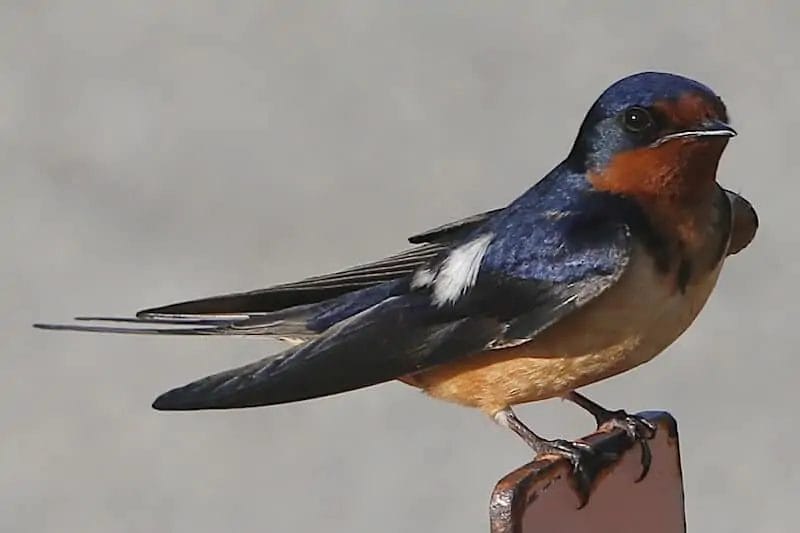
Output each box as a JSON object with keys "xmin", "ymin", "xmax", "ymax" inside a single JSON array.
[
  {"xmin": 151, "ymin": 202, "xmax": 634, "ymax": 410},
  {"xmin": 34, "ymin": 208, "xmax": 504, "ymax": 335},
  {"xmin": 141, "ymin": 208, "xmax": 505, "ymax": 316},
  {"xmin": 408, "ymin": 208, "xmax": 503, "ymax": 244},
  {"xmin": 136, "ymin": 243, "xmax": 441, "ymax": 316},
  {"xmin": 33, "ymin": 244, "xmax": 442, "ymax": 336},
  {"xmin": 142, "ymin": 207, "xmax": 503, "ymax": 315}
]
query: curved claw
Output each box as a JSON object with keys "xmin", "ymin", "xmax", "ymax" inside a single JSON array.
[
  {"xmin": 540, "ymin": 439, "xmax": 604, "ymax": 508},
  {"xmin": 599, "ymin": 411, "xmax": 656, "ymax": 482}
]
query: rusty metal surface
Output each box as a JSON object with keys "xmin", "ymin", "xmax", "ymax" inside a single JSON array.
[{"xmin": 490, "ymin": 412, "xmax": 684, "ymax": 533}]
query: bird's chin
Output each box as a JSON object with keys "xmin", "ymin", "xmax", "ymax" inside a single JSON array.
[
  {"xmin": 650, "ymin": 136, "xmax": 730, "ymax": 166},
  {"xmin": 678, "ymin": 136, "xmax": 731, "ymax": 152},
  {"xmin": 681, "ymin": 134, "xmax": 728, "ymax": 153}
]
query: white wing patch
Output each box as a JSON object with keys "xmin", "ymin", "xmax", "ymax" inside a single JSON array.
[
  {"xmin": 411, "ymin": 267, "xmax": 436, "ymax": 289},
  {"xmin": 427, "ymin": 233, "xmax": 493, "ymax": 306}
]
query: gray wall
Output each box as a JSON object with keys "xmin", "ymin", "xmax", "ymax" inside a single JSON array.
[{"xmin": 4, "ymin": 2, "xmax": 796, "ymax": 532}]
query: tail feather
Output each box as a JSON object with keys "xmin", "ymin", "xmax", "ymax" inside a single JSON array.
[
  {"xmin": 34, "ymin": 279, "xmax": 408, "ymax": 339},
  {"xmin": 33, "ymin": 322, "xmax": 232, "ymax": 335},
  {"xmin": 33, "ymin": 304, "xmax": 319, "ymax": 338}
]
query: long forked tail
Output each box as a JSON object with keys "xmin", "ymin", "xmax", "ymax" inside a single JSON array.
[
  {"xmin": 33, "ymin": 306, "xmax": 319, "ymax": 339},
  {"xmin": 33, "ymin": 244, "xmax": 440, "ymax": 338},
  {"xmin": 33, "ymin": 278, "xmax": 406, "ymax": 340}
]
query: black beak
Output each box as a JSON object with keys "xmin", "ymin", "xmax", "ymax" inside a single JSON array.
[{"xmin": 651, "ymin": 119, "xmax": 737, "ymax": 147}]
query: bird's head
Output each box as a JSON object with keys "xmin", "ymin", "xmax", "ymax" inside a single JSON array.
[{"xmin": 569, "ymin": 72, "xmax": 735, "ymax": 202}]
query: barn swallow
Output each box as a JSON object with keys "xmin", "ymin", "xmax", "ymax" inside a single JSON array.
[{"xmin": 36, "ymin": 72, "xmax": 758, "ymax": 503}]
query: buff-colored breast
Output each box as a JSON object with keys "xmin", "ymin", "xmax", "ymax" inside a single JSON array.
[{"xmin": 405, "ymin": 243, "xmax": 724, "ymax": 415}]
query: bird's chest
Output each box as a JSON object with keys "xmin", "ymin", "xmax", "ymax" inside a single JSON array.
[
  {"xmin": 529, "ymin": 244, "xmax": 723, "ymax": 370},
  {"xmin": 541, "ymin": 193, "xmax": 732, "ymax": 372},
  {"xmin": 411, "ymin": 245, "xmax": 725, "ymax": 413}
]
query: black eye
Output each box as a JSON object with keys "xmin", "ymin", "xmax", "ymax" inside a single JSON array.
[{"xmin": 622, "ymin": 106, "xmax": 655, "ymax": 133}]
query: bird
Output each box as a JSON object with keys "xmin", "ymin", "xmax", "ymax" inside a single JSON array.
[{"xmin": 36, "ymin": 71, "xmax": 758, "ymax": 502}]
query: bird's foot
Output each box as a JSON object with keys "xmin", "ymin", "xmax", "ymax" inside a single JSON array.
[
  {"xmin": 596, "ymin": 410, "xmax": 656, "ymax": 482},
  {"xmin": 535, "ymin": 438, "xmax": 609, "ymax": 508}
]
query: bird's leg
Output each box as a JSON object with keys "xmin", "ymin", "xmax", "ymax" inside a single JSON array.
[
  {"xmin": 493, "ymin": 407, "xmax": 602, "ymax": 507},
  {"xmin": 564, "ymin": 391, "xmax": 655, "ymax": 481}
]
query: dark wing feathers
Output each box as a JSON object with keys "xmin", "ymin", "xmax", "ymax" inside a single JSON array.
[
  {"xmin": 408, "ymin": 208, "xmax": 502, "ymax": 244},
  {"xmin": 151, "ymin": 265, "xmax": 626, "ymax": 410},
  {"xmin": 36, "ymin": 191, "xmax": 641, "ymax": 412},
  {"xmin": 34, "ymin": 246, "xmax": 440, "ymax": 336},
  {"xmin": 146, "ymin": 206, "xmax": 501, "ymax": 318},
  {"xmin": 33, "ymin": 210, "xmax": 499, "ymax": 335},
  {"xmin": 149, "ymin": 207, "xmax": 503, "ymax": 316},
  {"xmin": 34, "ymin": 286, "xmax": 397, "ymax": 339},
  {"xmin": 137, "ymin": 243, "xmax": 442, "ymax": 316},
  {"xmin": 152, "ymin": 204, "xmax": 633, "ymax": 410},
  {"xmin": 152, "ymin": 295, "xmax": 503, "ymax": 410}
]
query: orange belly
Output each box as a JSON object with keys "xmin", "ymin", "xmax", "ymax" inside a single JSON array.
[
  {"xmin": 401, "ymin": 246, "xmax": 723, "ymax": 416},
  {"xmin": 400, "ymin": 341, "xmax": 639, "ymax": 415}
]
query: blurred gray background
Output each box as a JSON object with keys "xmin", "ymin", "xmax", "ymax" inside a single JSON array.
[{"xmin": 3, "ymin": 2, "xmax": 796, "ymax": 532}]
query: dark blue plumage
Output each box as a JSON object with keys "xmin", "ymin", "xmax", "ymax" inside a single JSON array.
[
  {"xmin": 32, "ymin": 70, "xmax": 761, "ymax": 510},
  {"xmin": 570, "ymin": 72, "xmax": 728, "ymax": 170},
  {"xmin": 33, "ymin": 71, "xmax": 755, "ymax": 416},
  {"xmin": 306, "ymin": 278, "xmax": 407, "ymax": 332},
  {"xmin": 479, "ymin": 164, "xmax": 629, "ymax": 284},
  {"xmin": 303, "ymin": 163, "xmax": 638, "ymax": 332},
  {"xmin": 588, "ymin": 72, "xmax": 721, "ymax": 120}
]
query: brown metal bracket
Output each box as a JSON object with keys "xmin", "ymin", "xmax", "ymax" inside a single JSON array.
[{"xmin": 490, "ymin": 412, "xmax": 684, "ymax": 533}]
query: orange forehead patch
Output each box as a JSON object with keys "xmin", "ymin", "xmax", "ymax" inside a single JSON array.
[{"xmin": 652, "ymin": 92, "xmax": 727, "ymax": 132}]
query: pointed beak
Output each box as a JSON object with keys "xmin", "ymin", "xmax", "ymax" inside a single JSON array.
[{"xmin": 651, "ymin": 119, "xmax": 737, "ymax": 147}]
